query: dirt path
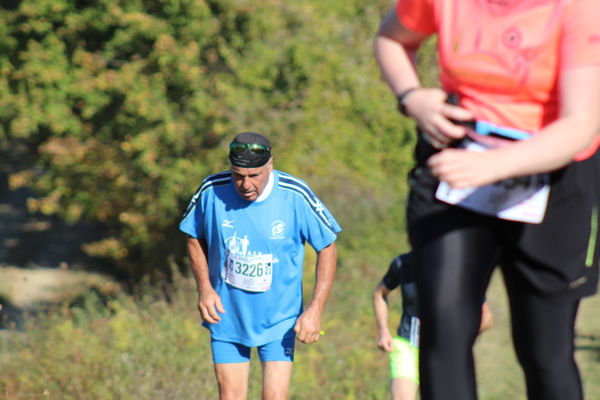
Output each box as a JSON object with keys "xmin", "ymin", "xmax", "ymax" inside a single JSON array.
[
  {"xmin": 1, "ymin": 266, "xmax": 119, "ymax": 310},
  {"xmin": 0, "ymin": 140, "xmax": 118, "ymax": 327},
  {"xmin": 0, "ymin": 139, "xmax": 104, "ymax": 269}
]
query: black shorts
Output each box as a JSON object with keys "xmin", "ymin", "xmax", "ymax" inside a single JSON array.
[{"xmin": 407, "ymin": 134, "xmax": 600, "ymax": 299}]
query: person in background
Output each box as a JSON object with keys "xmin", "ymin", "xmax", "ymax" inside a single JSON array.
[
  {"xmin": 180, "ymin": 131, "xmax": 341, "ymax": 399},
  {"xmin": 374, "ymin": 1, "xmax": 600, "ymax": 399},
  {"xmin": 373, "ymin": 252, "xmax": 494, "ymax": 400}
]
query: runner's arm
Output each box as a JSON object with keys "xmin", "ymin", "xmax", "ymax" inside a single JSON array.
[
  {"xmin": 429, "ymin": 65, "xmax": 600, "ymax": 188},
  {"xmin": 374, "ymin": 8, "xmax": 423, "ymax": 98},
  {"xmin": 375, "ymin": 8, "xmax": 473, "ymax": 146},
  {"xmin": 373, "ymin": 281, "xmax": 394, "ymax": 352},
  {"xmin": 294, "ymin": 242, "xmax": 337, "ymax": 344},
  {"xmin": 186, "ymin": 236, "xmax": 225, "ymax": 324},
  {"xmin": 479, "ymin": 301, "xmax": 494, "ymax": 333}
]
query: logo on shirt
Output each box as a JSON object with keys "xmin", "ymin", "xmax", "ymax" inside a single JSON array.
[
  {"xmin": 224, "ymin": 232, "xmax": 277, "ymax": 261},
  {"xmin": 502, "ymin": 26, "xmax": 522, "ymax": 49},
  {"xmin": 314, "ymin": 200, "xmax": 324, "ymax": 214},
  {"xmin": 271, "ymin": 220, "xmax": 285, "ymax": 239},
  {"xmin": 222, "ymin": 219, "xmax": 234, "ymax": 228},
  {"xmin": 225, "ymin": 232, "xmax": 250, "ymax": 256}
]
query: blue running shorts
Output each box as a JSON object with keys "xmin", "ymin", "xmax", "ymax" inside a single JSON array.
[{"xmin": 211, "ymin": 334, "xmax": 296, "ymax": 363}]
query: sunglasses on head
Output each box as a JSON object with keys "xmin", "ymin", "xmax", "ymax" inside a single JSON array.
[{"xmin": 229, "ymin": 142, "xmax": 270, "ymax": 154}]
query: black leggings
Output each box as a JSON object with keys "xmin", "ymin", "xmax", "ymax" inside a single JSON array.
[
  {"xmin": 411, "ymin": 221, "xmax": 583, "ymax": 400},
  {"xmin": 406, "ymin": 136, "xmax": 596, "ymax": 400}
]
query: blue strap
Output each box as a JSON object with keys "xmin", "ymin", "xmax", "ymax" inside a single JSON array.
[{"xmin": 475, "ymin": 120, "xmax": 531, "ymax": 140}]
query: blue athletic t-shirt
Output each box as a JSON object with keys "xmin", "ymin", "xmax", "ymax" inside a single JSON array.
[{"xmin": 180, "ymin": 170, "xmax": 341, "ymax": 347}]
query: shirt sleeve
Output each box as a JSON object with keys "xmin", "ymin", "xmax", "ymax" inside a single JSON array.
[
  {"xmin": 382, "ymin": 253, "xmax": 414, "ymax": 291},
  {"xmin": 299, "ymin": 189, "xmax": 341, "ymax": 252},
  {"xmin": 560, "ymin": 0, "xmax": 600, "ymax": 69},
  {"xmin": 179, "ymin": 184, "xmax": 205, "ymax": 239},
  {"xmin": 382, "ymin": 258, "xmax": 401, "ymax": 291},
  {"xmin": 395, "ymin": 0, "xmax": 437, "ymax": 35}
]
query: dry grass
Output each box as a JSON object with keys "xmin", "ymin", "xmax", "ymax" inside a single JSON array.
[
  {"xmin": 0, "ymin": 265, "xmax": 598, "ymax": 399},
  {"xmin": 476, "ymin": 271, "xmax": 600, "ymax": 400}
]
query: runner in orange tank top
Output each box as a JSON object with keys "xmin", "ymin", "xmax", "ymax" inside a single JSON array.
[{"xmin": 374, "ymin": 1, "xmax": 600, "ymax": 399}]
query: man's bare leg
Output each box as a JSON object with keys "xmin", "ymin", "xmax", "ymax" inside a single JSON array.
[
  {"xmin": 214, "ymin": 362, "xmax": 250, "ymax": 400},
  {"xmin": 261, "ymin": 361, "xmax": 293, "ymax": 400}
]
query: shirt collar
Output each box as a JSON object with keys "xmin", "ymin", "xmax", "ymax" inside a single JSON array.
[{"xmin": 254, "ymin": 171, "xmax": 274, "ymax": 202}]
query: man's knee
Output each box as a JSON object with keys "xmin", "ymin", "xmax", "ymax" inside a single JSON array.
[
  {"xmin": 214, "ymin": 362, "xmax": 249, "ymax": 400},
  {"xmin": 218, "ymin": 384, "xmax": 247, "ymax": 400},
  {"xmin": 261, "ymin": 361, "xmax": 293, "ymax": 400},
  {"xmin": 262, "ymin": 386, "xmax": 289, "ymax": 400}
]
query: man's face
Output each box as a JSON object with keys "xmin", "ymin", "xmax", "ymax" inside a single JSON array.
[{"xmin": 230, "ymin": 159, "xmax": 273, "ymax": 201}]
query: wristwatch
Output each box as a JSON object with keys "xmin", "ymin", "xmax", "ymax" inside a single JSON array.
[{"xmin": 396, "ymin": 87, "xmax": 419, "ymax": 116}]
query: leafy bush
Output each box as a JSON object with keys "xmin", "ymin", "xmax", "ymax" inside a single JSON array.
[{"xmin": 1, "ymin": 0, "xmax": 416, "ymax": 277}]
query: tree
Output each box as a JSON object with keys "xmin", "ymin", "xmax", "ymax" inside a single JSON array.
[{"xmin": 1, "ymin": 0, "xmax": 420, "ymax": 277}]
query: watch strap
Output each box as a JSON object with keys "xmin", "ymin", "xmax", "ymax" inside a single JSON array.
[{"xmin": 396, "ymin": 87, "xmax": 419, "ymax": 116}]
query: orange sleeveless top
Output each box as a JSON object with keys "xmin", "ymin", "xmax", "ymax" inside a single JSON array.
[{"xmin": 396, "ymin": 0, "xmax": 600, "ymax": 159}]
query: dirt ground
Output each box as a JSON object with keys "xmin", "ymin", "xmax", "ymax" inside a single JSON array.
[
  {"xmin": 0, "ymin": 140, "xmax": 118, "ymax": 327},
  {"xmin": 1, "ymin": 266, "xmax": 119, "ymax": 310}
]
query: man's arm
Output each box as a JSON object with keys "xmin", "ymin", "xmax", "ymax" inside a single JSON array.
[
  {"xmin": 373, "ymin": 282, "xmax": 394, "ymax": 352},
  {"xmin": 294, "ymin": 242, "xmax": 337, "ymax": 344},
  {"xmin": 186, "ymin": 236, "xmax": 225, "ymax": 324}
]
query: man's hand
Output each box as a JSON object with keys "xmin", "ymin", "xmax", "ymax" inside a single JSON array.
[
  {"xmin": 293, "ymin": 307, "xmax": 322, "ymax": 344},
  {"xmin": 198, "ymin": 288, "xmax": 225, "ymax": 324},
  {"xmin": 294, "ymin": 243, "xmax": 337, "ymax": 343},
  {"xmin": 377, "ymin": 329, "xmax": 394, "ymax": 352}
]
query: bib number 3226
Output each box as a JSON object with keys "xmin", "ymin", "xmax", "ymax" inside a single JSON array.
[{"xmin": 225, "ymin": 253, "xmax": 273, "ymax": 292}]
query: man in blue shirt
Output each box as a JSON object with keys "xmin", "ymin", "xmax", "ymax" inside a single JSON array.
[{"xmin": 180, "ymin": 131, "xmax": 341, "ymax": 399}]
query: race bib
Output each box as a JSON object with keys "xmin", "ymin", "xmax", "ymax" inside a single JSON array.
[
  {"xmin": 225, "ymin": 252, "xmax": 273, "ymax": 292},
  {"xmin": 435, "ymin": 133, "xmax": 550, "ymax": 224}
]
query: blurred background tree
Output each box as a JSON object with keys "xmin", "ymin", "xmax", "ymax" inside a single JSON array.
[{"xmin": 0, "ymin": 0, "xmax": 431, "ymax": 279}]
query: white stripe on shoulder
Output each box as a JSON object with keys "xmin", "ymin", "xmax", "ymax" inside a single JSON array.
[
  {"xmin": 182, "ymin": 171, "xmax": 230, "ymax": 219},
  {"xmin": 200, "ymin": 171, "xmax": 231, "ymax": 193},
  {"xmin": 277, "ymin": 173, "xmax": 335, "ymax": 231}
]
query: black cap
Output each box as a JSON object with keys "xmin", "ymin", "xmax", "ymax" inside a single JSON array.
[{"xmin": 228, "ymin": 132, "xmax": 272, "ymax": 168}]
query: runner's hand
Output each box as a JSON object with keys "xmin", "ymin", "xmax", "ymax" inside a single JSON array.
[
  {"xmin": 294, "ymin": 308, "xmax": 322, "ymax": 344},
  {"xmin": 428, "ymin": 147, "xmax": 505, "ymax": 188},
  {"xmin": 404, "ymin": 88, "xmax": 473, "ymax": 148},
  {"xmin": 377, "ymin": 330, "xmax": 394, "ymax": 352},
  {"xmin": 198, "ymin": 288, "xmax": 225, "ymax": 324}
]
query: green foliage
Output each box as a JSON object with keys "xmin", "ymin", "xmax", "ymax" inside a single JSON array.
[
  {"xmin": 0, "ymin": 274, "xmax": 214, "ymax": 399},
  {"xmin": 1, "ymin": 0, "xmax": 418, "ymax": 276}
]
